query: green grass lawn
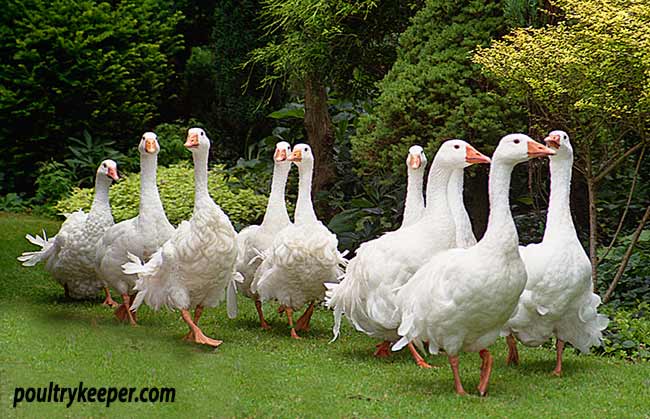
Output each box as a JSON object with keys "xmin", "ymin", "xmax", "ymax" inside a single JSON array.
[{"xmin": 1, "ymin": 212, "xmax": 649, "ymax": 418}]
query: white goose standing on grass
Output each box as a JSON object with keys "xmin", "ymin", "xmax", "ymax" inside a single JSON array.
[
  {"xmin": 252, "ymin": 144, "xmax": 346, "ymax": 339},
  {"xmin": 95, "ymin": 132, "xmax": 174, "ymax": 325},
  {"xmin": 393, "ymin": 134, "xmax": 555, "ymax": 396},
  {"xmin": 19, "ymin": 160, "xmax": 120, "ymax": 304},
  {"xmin": 326, "ymin": 140, "xmax": 491, "ymax": 368},
  {"xmin": 401, "ymin": 145, "xmax": 427, "ymax": 228},
  {"xmin": 504, "ymin": 130, "xmax": 609, "ymax": 375},
  {"xmin": 123, "ymin": 128, "xmax": 238, "ymax": 347},
  {"xmin": 235, "ymin": 141, "xmax": 292, "ymax": 329}
]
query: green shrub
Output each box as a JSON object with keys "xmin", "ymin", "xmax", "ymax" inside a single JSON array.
[
  {"xmin": 599, "ymin": 302, "xmax": 650, "ymax": 361},
  {"xmin": 33, "ymin": 160, "xmax": 75, "ymax": 216},
  {"xmin": 55, "ymin": 163, "xmax": 268, "ymax": 230}
]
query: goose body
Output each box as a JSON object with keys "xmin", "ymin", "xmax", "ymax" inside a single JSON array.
[
  {"xmin": 448, "ymin": 169, "xmax": 477, "ymax": 248},
  {"xmin": 326, "ymin": 141, "xmax": 490, "ymax": 351},
  {"xmin": 18, "ymin": 160, "xmax": 119, "ymax": 300},
  {"xmin": 393, "ymin": 134, "xmax": 555, "ymax": 396},
  {"xmin": 95, "ymin": 132, "xmax": 174, "ymax": 323},
  {"xmin": 505, "ymin": 131, "xmax": 608, "ymax": 374},
  {"xmin": 235, "ymin": 142, "xmax": 292, "ymax": 328},
  {"xmin": 252, "ymin": 144, "xmax": 346, "ymax": 338},
  {"xmin": 123, "ymin": 128, "xmax": 237, "ymax": 346}
]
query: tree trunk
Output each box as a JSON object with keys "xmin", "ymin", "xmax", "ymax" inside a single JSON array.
[
  {"xmin": 585, "ymin": 148, "xmax": 599, "ymax": 292},
  {"xmin": 303, "ymin": 75, "xmax": 335, "ymax": 197}
]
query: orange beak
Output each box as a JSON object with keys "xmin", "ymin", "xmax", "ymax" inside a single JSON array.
[
  {"xmin": 107, "ymin": 167, "xmax": 119, "ymax": 181},
  {"xmin": 465, "ymin": 145, "xmax": 491, "ymax": 164},
  {"xmin": 408, "ymin": 154, "xmax": 422, "ymax": 169},
  {"xmin": 184, "ymin": 133, "xmax": 199, "ymax": 148},
  {"xmin": 544, "ymin": 134, "xmax": 561, "ymax": 150},
  {"xmin": 528, "ymin": 140, "xmax": 556, "ymax": 158},
  {"xmin": 288, "ymin": 149, "xmax": 302, "ymax": 162},
  {"xmin": 274, "ymin": 148, "xmax": 288, "ymax": 162},
  {"xmin": 145, "ymin": 138, "xmax": 157, "ymax": 153}
]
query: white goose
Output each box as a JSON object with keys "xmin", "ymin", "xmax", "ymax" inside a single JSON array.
[
  {"xmin": 326, "ymin": 140, "xmax": 491, "ymax": 368},
  {"xmin": 95, "ymin": 132, "xmax": 174, "ymax": 325},
  {"xmin": 504, "ymin": 130, "xmax": 609, "ymax": 375},
  {"xmin": 393, "ymin": 134, "xmax": 555, "ymax": 396},
  {"xmin": 401, "ymin": 145, "xmax": 427, "ymax": 227},
  {"xmin": 251, "ymin": 144, "xmax": 346, "ymax": 339},
  {"xmin": 448, "ymin": 168, "xmax": 477, "ymax": 248},
  {"xmin": 122, "ymin": 128, "xmax": 237, "ymax": 346},
  {"xmin": 18, "ymin": 160, "xmax": 119, "ymax": 304},
  {"xmin": 235, "ymin": 141, "xmax": 292, "ymax": 329}
]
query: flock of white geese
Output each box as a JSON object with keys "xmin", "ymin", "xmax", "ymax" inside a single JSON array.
[{"xmin": 19, "ymin": 128, "xmax": 609, "ymax": 396}]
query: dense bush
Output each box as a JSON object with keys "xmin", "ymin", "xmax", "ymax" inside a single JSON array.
[
  {"xmin": 55, "ymin": 163, "xmax": 268, "ymax": 230},
  {"xmin": 0, "ymin": 0, "xmax": 184, "ymax": 194},
  {"xmin": 351, "ymin": 0, "xmax": 526, "ymax": 176},
  {"xmin": 598, "ymin": 230, "xmax": 650, "ymax": 309},
  {"xmin": 599, "ymin": 302, "xmax": 650, "ymax": 361}
]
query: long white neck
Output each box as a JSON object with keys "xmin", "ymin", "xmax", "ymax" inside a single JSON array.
[
  {"xmin": 403, "ymin": 165, "xmax": 425, "ymax": 226},
  {"xmin": 543, "ymin": 155, "xmax": 576, "ymax": 240},
  {"xmin": 90, "ymin": 173, "xmax": 112, "ymax": 216},
  {"xmin": 192, "ymin": 148, "xmax": 211, "ymax": 209},
  {"xmin": 139, "ymin": 153, "xmax": 166, "ymax": 218},
  {"xmin": 481, "ymin": 159, "xmax": 518, "ymax": 248},
  {"xmin": 424, "ymin": 159, "xmax": 453, "ymax": 221},
  {"xmin": 294, "ymin": 162, "xmax": 317, "ymax": 225},
  {"xmin": 261, "ymin": 162, "xmax": 291, "ymax": 227},
  {"xmin": 448, "ymin": 168, "xmax": 477, "ymax": 247}
]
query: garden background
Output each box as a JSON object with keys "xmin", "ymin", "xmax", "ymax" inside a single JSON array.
[{"xmin": 1, "ymin": 0, "xmax": 649, "ymax": 417}]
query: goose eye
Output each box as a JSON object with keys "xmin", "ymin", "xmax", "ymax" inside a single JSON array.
[
  {"xmin": 454, "ymin": 145, "xmax": 460, "ymax": 149},
  {"xmin": 142, "ymin": 136, "xmax": 145, "ymax": 140},
  {"xmin": 514, "ymin": 139, "xmax": 520, "ymax": 144},
  {"xmin": 200, "ymin": 131, "xmax": 204, "ymax": 136}
]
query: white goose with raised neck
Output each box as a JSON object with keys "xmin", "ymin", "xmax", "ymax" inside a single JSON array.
[
  {"xmin": 542, "ymin": 131, "xmax": 577, "ymax": 242},
  {"xmin": 402, "ymin": 145, "xmax": 426, "ymax": 227},
  {"xmin": 290, "ymin": 144, "xmax": 318, "ymax": 225},
  {"xmin": 261, "ymin": 143, "xmax": 292, "ymax": 228},
  {"xmin": 447, "ymin": 168, "xmax": 477, "ymax": 247},
  {"xmin": 88, "ymin": 160, "xmax": 118, "ymax": 224},
  {"xmin": 137, "ymin": 132, "xmax": 168, "ymax": 226}
]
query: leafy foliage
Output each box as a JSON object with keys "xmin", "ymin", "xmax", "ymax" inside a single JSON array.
[
  {"xmin": 0, "ymin": 0, "xmax": 184, "ymax": 193},
  {"xmin": 33, "ymin": 160, "xmax": 75, "ymax": 215},
  {"xmin": 598, "ymin": 230, "xmax": 650, "ymax": 309},
  {"xmin": 351, "ymin": 0, "xmax": 527, "ymax": 176},
  {"xmin": 55, "ymin": 162, "xmax": 268, "ymax": 230},
  {"xmin": 600, "ymin": 302, "xmax": 650, "ymax": 361},
  {"xmin": 65, "ymin": 130, "xmax": 126, "ymax": 187}
]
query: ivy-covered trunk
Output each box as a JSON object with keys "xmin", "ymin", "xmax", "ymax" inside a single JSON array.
[{"xmin": 304, "ymin": 75, "xmax": 335, "ymax": 195}]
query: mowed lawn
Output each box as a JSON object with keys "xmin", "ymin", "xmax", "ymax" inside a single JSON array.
[{"xmin": 1, "ymin": 212, "xmax": 649, "ymax": 418}]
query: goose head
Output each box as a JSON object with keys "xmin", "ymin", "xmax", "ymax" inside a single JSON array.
[
  {"xmin": 435, "ymin": 139, "xmax": 491, "ymax": 169},
  {"xmin": 139, "ymin": 132, "xmax": 160, "ymax": 155},
  {"xmin": 274, "ymin": 141, "xmax": 292, "ymax": 165},
  {"xmin": 407, "ymin": 145, "xmax": 427, "ymax": 171},
  {"xmin": 97, "ymin": 159, "xmax": 119, "ymax": 181},
  {"xmin": 493, "ymin": 133, "xmax": 555, "ymax": 164},
  {"xmin": 185, "ymin": 127, "xmax": 210, "ymax": 153},
  {"xmin": 544, "ymin": 130, "xmax": 572, "ymax": 160},
  {"xmin": 288, "ymin": 143, "xmax": 314, "ymax": 169}
]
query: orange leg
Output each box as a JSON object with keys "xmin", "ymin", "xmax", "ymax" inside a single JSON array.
[
  {"xmin": 181, "ymin": 309, "xmax": 222, "ymax": 347},
  {"xmin": 506, "ymin": 334, "xmax": 520, "ymax": 366},
  {"xmin": 407, "ymin": 342, "xmax": 433, "ymax": 369},
  {"xmin": 183, "ymin": 305, "xmax": 205, "ymax": 341},
  {"xmin": 477, "ymin": 349, "xmax": 493, "ymax": 397},
  {"xmin": 102, "ymin": 287, "xmax": 119, "ymax": 308},
  {"xmin": 295, "ymin": 302, "xmax": 315, "ymax": 332},
  {"xmin": 286, "ymin": 307, "xmax": 300, "ymax": 339},
  {"xmin": 374, "ymin": 340, "xmax": 392, "ymax": 357},
  {"xmin": 114, "ymin": 293, "xmax": 137, "ymax": 326},
  {"xmin": 552, "ymin": 339, "xmax": 565, "ymax": 376},
  {"xmin": 255, "ymin": 300, "xmax": 271, "ymax": 330},
  {"xmin": 277, "ymin": 304, "xmax": 286, "ymax": 314},
  {"xmin": 448, "ymin": 355, "xmax": 467, "ymax": 396}
]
